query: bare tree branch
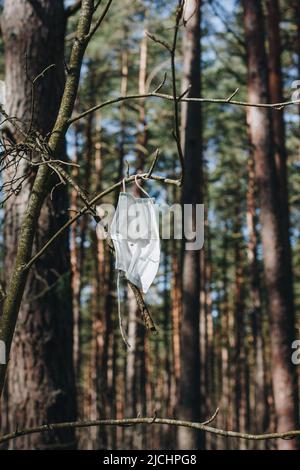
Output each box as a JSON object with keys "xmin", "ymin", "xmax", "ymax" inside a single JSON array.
[
  {"xmin": 85, "ymin": 0, "xmax": 113, "ymax": 41},
  {"xmin": 127, "ymin": 280, "xmax": 157, "ymax": 333},
  {"xmin": 68, "ymin": 90, "xmax": 300, "ymax": 126},
  {"xmin": 169, "ymin": 0, "xmax": 185, "ymax": 183},
  {"xmin": 1, "ymin": 410, "xmax": 300, "ymax": 446}
]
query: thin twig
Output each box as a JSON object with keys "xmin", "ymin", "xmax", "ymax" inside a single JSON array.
[
  {"xmin": 85, "ymin": 0, "xmax": 113, "ymax": 41},
  {"xmin": 32, "ymin": 64, "xmax": 56, "ymax": 86},
  {"xmin": 147, "ymin": 148, "xmax": 160, "ymax": 177},
  {"xmin": 226, "ymin": 87, "xmax": 239, "ymax": 102},
  {"xmin": 169, "ymin": 0, "xmax": 185, "ymax": 183},
  {"xmin": 145, "ymin": 31, "xmax": 171, "ymax": 52},
  {"xmin": 1, "ymin": 411, "xmax": 300, "ymax": 445},
  {"xmin": 68, "ymin": 90, "xmax": 299, "ymax": 126}
]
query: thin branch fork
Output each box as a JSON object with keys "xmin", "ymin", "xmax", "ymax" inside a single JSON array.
[{"xmin": 85, "ymin": 0, "xmax": 113, "ymax": 41}]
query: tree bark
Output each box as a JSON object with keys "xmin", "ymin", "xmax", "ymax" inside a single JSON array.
[
  {"xmin": 70, "ymin": 126, "xmax": 81, "ymax": 380},
  {"xmin": 243, "ymin": 0, "xmax": 299, "ymax": 450},
  {"xmin": 266, "ymin": 0, "xmax": 294, "ymax": 332},
  {"xmin": 1, "ymin": 0, "xmax": 77, "ymax": 449},
  {"xmin": 246, "ymin": 155, "xmax": 268, "ymax": 436},
  {"xmin": 178, "ymin": 0, "xmax": 204, "ymax": 450}
]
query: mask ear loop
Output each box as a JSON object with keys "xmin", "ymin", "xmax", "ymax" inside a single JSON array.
[
  {"xmin": 117, "ymin": 271, "xmax": 131, "ymax": 349},
  {"xmin": 116, "ymin": 177, "xmax": 130, "ymax": 348},
  {"xmin": 134, "ymin": 174, "xmax": 151, "ymax": 199}
]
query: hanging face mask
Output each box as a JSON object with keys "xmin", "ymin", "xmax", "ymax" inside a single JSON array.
[{"xmin": 110, "ymin": 177, "xmax": 160, "ymax": 294}]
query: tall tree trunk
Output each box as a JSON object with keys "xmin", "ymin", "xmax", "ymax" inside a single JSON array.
[
  {"xmin": 232, "ymin": 205, "xmax": 246, "ymax": 448},
  {"xmin": 266, "ymin": 0, "xmax": 294, "ymax": 332},
  {"xmin": 294, "ymin": 0, "xmax": 300, "ymax": 116},
  {"xmin": 220, "ymin": 223, "xmax": 230, "ymax": 449},
  {"xmin": 126, "ymin": 32, "xmax": 149, "ymax": 449},
  {"xmin": 170, "ymin": 238, "xmax": 181, "ymax": 416},
  {"xmin": 136, "ymin": 33, "xmax": 148, "ymax": 168},
  {"xmin": 170, "ymin": 165, "xmax": 182, "ymax": 421},
  {"xmin": 246, "ymin": 155, "xmax": 268, "ymax": 436},
  {"xmin": 70, "ymin": 126, "xmax": 81, "ymax": 380},
  {"xmin": 178, "ymin": 0, "xmax": 204, "ymax": 450},
  {"xmin": 1, "ymin": 0, "xmax": 77, "ymax": 449},
  {"xmin": 266, "ymin": 0, "xmax": 289, "ymax": 216},
  {"xmin": 203, "ymin": 214, "xmax": 214, "ymax": 449},
  {"xmin": 243, "ymin": 0, "xmax": 299, "ymax": 449}
]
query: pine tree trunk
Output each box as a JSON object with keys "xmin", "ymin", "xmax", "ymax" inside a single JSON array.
[
  {"xmin": 232, "ymin": 206, "xmax": 246, "ymax": 448},
  {"xmin": 243, "ymin": 0, "xmax": 299, "ymax": 449},
  {"xmin": 170, "ymin": 238, "xmax": 181, "ymax": 417},
  {"xmin": 70, "ymin": 126, "xmax": 81, "ymax": 380},
  {"xmin": 1, "ymin": 0, "xmax": 77, "ymax": 449},
  {"xmin": 246, "ymin": 155, "xmax": 268, "ymax": 436},
  {"xmin": 266, "ymin": 0, "xmax": 294, "ymax": 337},
  {"xmin": 178, "ymin": 0, "xmax": 204, "ymax": 450},
  {"xmin": 220, "ymin": 225, "xmax": 230, "ymax": 450},
  {"xmin": 127, "ymin": 33, "xmax": 149, "ymax": 449}
]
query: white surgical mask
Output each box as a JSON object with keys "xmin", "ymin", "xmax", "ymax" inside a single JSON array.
[{"xmin": 110, "ymin": 186, "xmax": 160, "ymax": 294}]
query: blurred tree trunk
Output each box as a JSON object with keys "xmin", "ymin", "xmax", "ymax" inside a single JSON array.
[
  {"xmin": 125, "ymin": 291, "xmax": 137, "ymax": 448},
  {"xmin": 220, "ymin": 224, "xmax": 230, "ymax": 449},
  {"xmin": 199, "ymin": 249, "xmax": 207, "ymax": 423},
  {"xmin": 170, "ymin": 238, "xmax": 181, "ymax": 416},
  {"xmin": 266, "ymin": 0, "xmax": 289, "ymax": 220},
  {"xmin": 246, "ymin": 155, "xmax": 268, "ymax": 435},
  {"xmin": 178, "ymin": 0, "xmax": 204, "ymax": 450},
  {"xmin": 162, "ymin": 243, "xmax": 173, "ymax": 448},
  {"xmin": 136, "ymin": 34, "xmax": 148, "ymax": 167},
  {"xmin": 126, "ymin": 32, "xmax": 149, "ymax": 449},
  {"xmin": 294, "ymin": 0, "xmax": 300, "ymax": 109},
  {"xmin": 70, "ymin": 126, "xmax": 81, "ymax": 382},
  {"xmin": 102, "ymin": 46, "xmax": 130, "ymax": 448},
  {"xmin": 243, "ymin": 0, "xmax": 299, "ymax": 449},
  {"xmin": 232, "ymin": 205, "xmax": 247, "ymax": 448},
  {"xmin": 170, "ymin": 168, "xmax": 181, "ymax": 421},
  {"xmin": 94, "ymin": 113, "xmax": 107, "ymax": 446},
  {"xmin": 203, "ymin": 212, "xmax": 214, "ymax": 449},
  {"xmin": 266, "ymin": 0, "xmax": 294, "ymax": 325},
  {"xmin": 1, "ymin": 0, "xmax": 76, "ymax": 449}
]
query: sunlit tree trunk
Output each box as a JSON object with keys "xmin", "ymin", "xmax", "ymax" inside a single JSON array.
[{"xmin": 243, "ymin": 0, "xmax": 299, "ymax": 449}]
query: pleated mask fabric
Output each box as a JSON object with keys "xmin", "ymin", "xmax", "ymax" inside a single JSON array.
[{"xmin": 110, "ymin": 192, "xmax": 160, "ymax": 294}]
